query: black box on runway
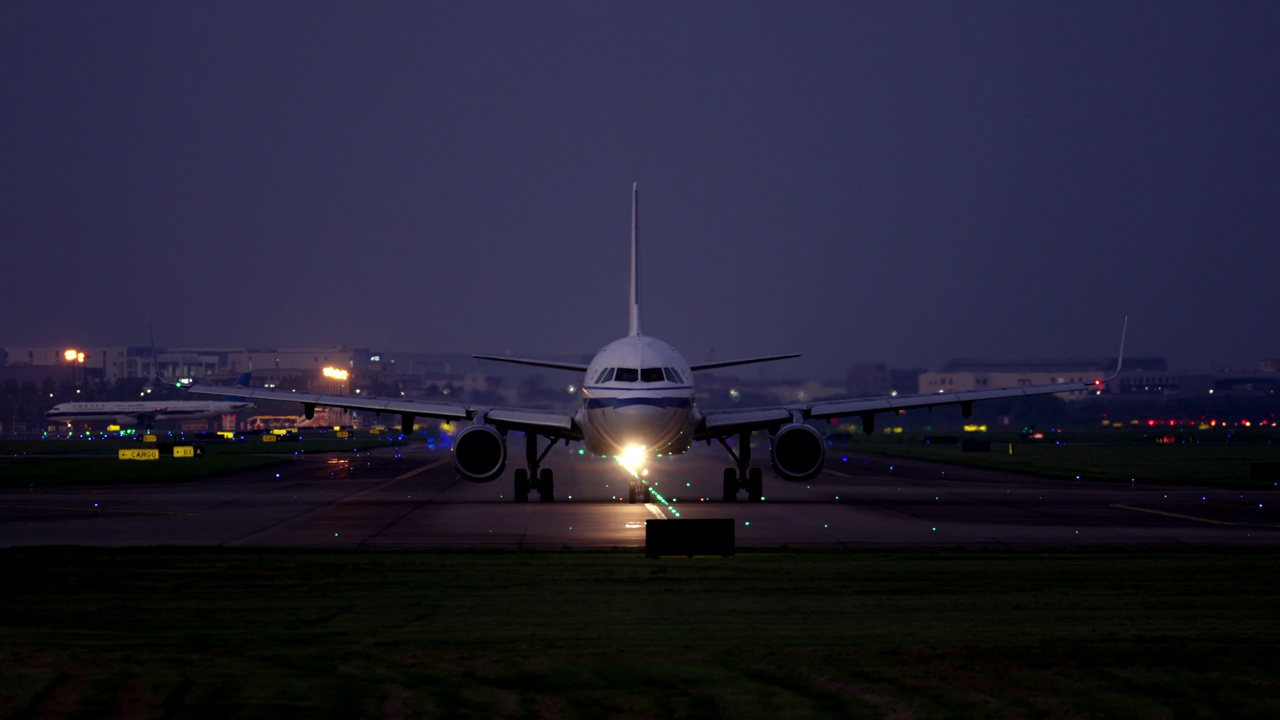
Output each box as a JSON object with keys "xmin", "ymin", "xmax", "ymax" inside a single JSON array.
[
  {"xmin": 645, "ymin": 519, "xmax": 735, "ymax": 558},
  {"xmin": 1251, "ymin": 463, "xmax": 1280, "ymax": 480}
]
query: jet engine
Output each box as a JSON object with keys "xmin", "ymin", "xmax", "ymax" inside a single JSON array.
[
  {"xmin": 115, "ymin": 416, "xmax": 141, "ymax": 427},
  {"xmin": 452, "ymin": 424, "xmax": 507, "ymax": 482},
  {"xmin": 769, "ymin": 423, "xmax": 825, "ymax": 482}
]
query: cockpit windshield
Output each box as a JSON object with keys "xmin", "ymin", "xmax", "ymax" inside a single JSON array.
[{"xmin": 601, "ymin": 367, "xmax": 680, "ymax": 383}]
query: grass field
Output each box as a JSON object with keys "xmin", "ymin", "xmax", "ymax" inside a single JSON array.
[
  {"xmin": 840, "ymin": 430, "xmax": 1280, "ymax": 489},
  {"xmin": 0, "ymin": 434, "xmax": 406, "ymax": 488},
  {"xmin": 2, "ymin": 548, "xmax": 1278, "ymax": 718}
]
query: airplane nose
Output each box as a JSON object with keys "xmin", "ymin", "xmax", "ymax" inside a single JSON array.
[{"xmin": 609, "ymin": 401, "xmax": 678, "ymax": 432}]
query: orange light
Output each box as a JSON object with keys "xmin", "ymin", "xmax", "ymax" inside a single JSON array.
[{"xmin": 64, "ymin": 349, "xmax": 78, "ymax": 362}]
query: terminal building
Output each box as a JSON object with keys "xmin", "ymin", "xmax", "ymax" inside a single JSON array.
[{"xmin": 917, "ymin": 356, "xmax": 1166, "ymax": 401}]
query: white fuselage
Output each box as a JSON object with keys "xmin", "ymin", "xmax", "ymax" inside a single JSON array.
[
  {"xmin": 44, "ymin": 400, "xmax": 253, "ymax": 426},
  {"xmin": 574, "ymin": 335, "xmax": 698, "ymax": 457}
]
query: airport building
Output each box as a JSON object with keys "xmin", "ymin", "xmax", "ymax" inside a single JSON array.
[
  {"xmin": 4, "ymin": 343, "xmax": 1277, "ymax": 426},
  {"xmin": 918, "ymin": 357, "xmax": 1167, "ymax": 401}
]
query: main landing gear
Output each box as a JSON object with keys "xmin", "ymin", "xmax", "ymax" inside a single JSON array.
[
  {"xmin": 514, "ymin": 433, "xmax": 558, "ymax": 503},
  {"xmin": 718, "ymin": 431, "xmax": 763, "ymax": 502}
]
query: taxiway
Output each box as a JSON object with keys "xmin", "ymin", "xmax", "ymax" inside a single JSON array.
[{"xmin": 2, "ymin": 441, "xmax": 1278, "ymax": 547}]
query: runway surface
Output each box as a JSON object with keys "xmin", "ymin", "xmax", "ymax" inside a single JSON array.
[{"xmin": 3, "ymin": 440, "xmax": 1279, "ymax": 548}]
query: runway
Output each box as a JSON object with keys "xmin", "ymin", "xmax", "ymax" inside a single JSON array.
[{"xmin": 2, "ymin": 440, "xmax": 1279, "ymax": 548}]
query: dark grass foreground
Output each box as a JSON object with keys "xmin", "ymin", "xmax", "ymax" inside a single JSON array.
[{"xmin": 2, "ymin": 548, "xmax": 1278, "ymax": 718}]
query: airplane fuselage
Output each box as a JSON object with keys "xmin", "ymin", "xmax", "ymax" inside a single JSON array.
[
  {"xmin": 575, "ymin": 334, "xmax": 698, "ymax": 458},
  {"xmin": 44, "ymin": 401, "xmax": 253, "ymax": 426}
]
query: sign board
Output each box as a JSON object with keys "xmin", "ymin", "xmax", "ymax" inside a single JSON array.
[
  {"xmin": 119, "ymin": 449, "xmax": 160, "ymax": 461},
  {"xmin": 271, "ymin": 428, "xmax": 294, "ymax": 436},
  {"xmin": 142, "ymin": 434, "xmax": 157, "ymax": 443},
  {"xmin": 217, "ymin": 431, "xmax": 235, "ymax": 439},
  {"xmin": 645, "ymin": 518, "xmax": 735, "ymax": 558},
  {"xmin": 336, "ymin": 431, "xmax": 350, "ymax": 438},
  {"xmin": 173, "ymin": 446, "xmax": 195, "ymax": 458},
  {"xmin": 262, "ymin": 434, "xmax": 277, "ymax": 443}
]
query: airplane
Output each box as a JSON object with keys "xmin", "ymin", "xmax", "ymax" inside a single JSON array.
[
  {"xmin": 188, "ymin": 185, "xmax": 1123, "ymax": 503},
  {"xmin": 46, "ymin": 373, "xmax": 255, "ymax": 430}
]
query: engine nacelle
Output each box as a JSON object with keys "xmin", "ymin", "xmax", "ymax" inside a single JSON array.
[
  {"xmin": 452, "ymin": 424, "xmax": 507, "ymax": 482},
  {"xmin": 115, "ymin": 416, "xmax": 141, "ymax": 427},
  {"xmin": 770, "ymin": 423, "xmax": 826, "ymax": 482}
]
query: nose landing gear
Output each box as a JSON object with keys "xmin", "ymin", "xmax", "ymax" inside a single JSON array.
[{"xmin": 628, "ymin": 480, "xmax": 651, "ymax": 504}]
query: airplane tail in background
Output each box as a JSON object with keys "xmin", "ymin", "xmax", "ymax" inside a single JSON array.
[{"xmin": 218, "ymin": 373, "xmax": 252, "ymax": 401}]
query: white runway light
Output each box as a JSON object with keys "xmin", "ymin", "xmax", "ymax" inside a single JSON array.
[{"xmin": 616, "ymin": 444, "xmax": 647, "ymax": 478}]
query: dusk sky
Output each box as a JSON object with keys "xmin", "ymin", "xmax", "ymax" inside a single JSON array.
[{"xmin": 3, "ymin": 2, "xmax": 1278, "ymax": 377}]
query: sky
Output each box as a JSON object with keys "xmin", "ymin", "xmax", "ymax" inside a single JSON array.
[{"xmin": 2, "ymin": 2, "xmax": 1278, "ymax": 377}]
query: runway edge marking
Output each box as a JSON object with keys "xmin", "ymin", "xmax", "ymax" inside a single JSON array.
[
  {"xmin": 644, "ymin": 503, "xmax": 668, "ymax": 520},
  {"xmin": 396, "ymin": 458, "xmax": 450, "ymax": 480},
  {"xmin": 1110, "ymin": 503, "xmax": 1280, "ymax": 529}
]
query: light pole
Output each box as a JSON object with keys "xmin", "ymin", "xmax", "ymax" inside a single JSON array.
[
  {"xmin": 322, "ymin": 367, "xmax": 350, "ymax": 394},
  {"xmin": 64, "ymin": 349, "xmax": 81, "ymax": 395},
  {"xmin": 322, "ymin": 367, "xmax": 351, "ymax": 426}
]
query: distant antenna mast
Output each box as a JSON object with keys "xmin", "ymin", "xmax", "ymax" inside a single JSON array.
[
  {"xmin": 629, "ymin": 182, "xmax": 643, "ymax": 336},
  {"xmin": 148, "ymin": 320, "xmax": 159, "ymax": 384}
]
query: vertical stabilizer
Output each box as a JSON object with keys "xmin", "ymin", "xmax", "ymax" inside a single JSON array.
[{"xmin": 629, "ymin": 182, "xmax": 643, "ymax": 336}]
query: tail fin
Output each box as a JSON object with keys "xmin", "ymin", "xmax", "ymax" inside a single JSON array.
[
  {"xmin": 629, "ymin": 182, "xmax": 643, "ymax": 336},
  {"xmin": 219, "ymin": 373, "xmax": 252, "ymax": 401}
]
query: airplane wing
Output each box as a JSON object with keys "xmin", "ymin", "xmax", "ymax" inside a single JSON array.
[
  {"xmin": 695, "ymin": 379, "xmax": 1099, "ymax": 439},
  {"xmin": 689, "ymin": 354, "xmax": 801, "ymax": 372},
  {"xmin": 472, "ymin": 355, "xmax": 590, "ymax": 372},
  {"xmin": 130, "ymin": 410, "xmax": 162, "ymax": 427},
  {"xmin": 184, "ymin": 384, "xmax": 580, "ymax": 438},
  {"xmin": 698, "ymin": 317, "xmax": 1127, "ymax": 439}
]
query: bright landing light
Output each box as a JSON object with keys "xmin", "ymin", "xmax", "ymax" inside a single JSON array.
[{"xmin": 616, "ymin": 444, "xmax": 648, "ymax": 479}]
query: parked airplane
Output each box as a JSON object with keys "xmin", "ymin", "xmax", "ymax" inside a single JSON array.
[
  {"xmin": 47, "ymin": 373, "xmax": 255, "ymax": 429},
  {"xmin": 188, "ymin": 186, "xmax": 1123, "ymax": 503}
]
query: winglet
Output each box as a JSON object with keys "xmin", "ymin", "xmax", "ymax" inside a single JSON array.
[
  {"xmin": 1099, "ymin": 316, "xmax": 1128, "ymax": 384},
  {"xmin": 629, "ymin": 182, "xmax": 642, "ymax": 337}
]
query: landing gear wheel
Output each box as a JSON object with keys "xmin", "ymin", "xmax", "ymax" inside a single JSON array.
[
  {"xmin": 628, "ymin": 481, "xmax": 637, "ymax": 504},
  {"xmin": 514, "ymin": 469, "xmax": 530, "ymax": 503},
  {"xmin": 747, "ymin": 467, "xmax": 764, "ymax": 502},
  {"xmin": 538, "ymin": 468, "xmax": 554, "ymax": 502},
  {"xmin": 722, "ymin": 468, "xmax": 738, "ymax": 502}
]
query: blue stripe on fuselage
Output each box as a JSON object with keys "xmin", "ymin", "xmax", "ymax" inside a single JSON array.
[{"xmin": 583, "ymin": 385, "xmax": 692, "ymax": 392}]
